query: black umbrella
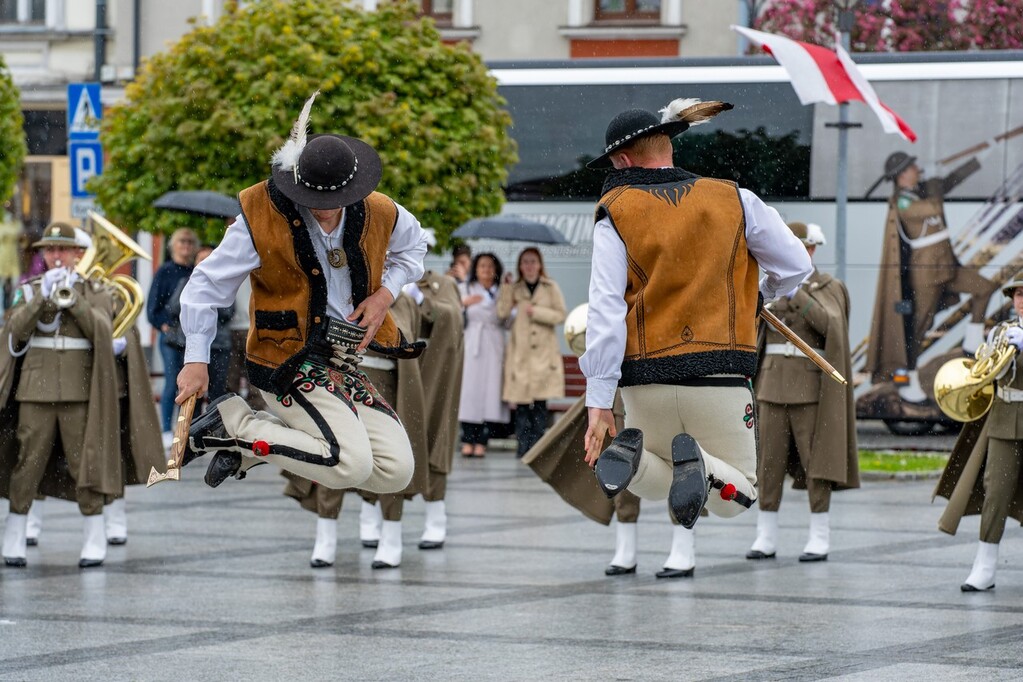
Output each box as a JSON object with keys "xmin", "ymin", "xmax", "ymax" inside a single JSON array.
[
  {"xmin": 453, "ymin": 215, "xmax": 569, "ymax": 245},
  {"xmin": 153, "ymin": 191, "xmax": 241, "ymax": 220}
]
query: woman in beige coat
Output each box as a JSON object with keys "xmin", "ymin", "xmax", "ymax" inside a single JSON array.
[{"xmin": 498, "ymin": 248, "xmax": 567, "ymax": 457}]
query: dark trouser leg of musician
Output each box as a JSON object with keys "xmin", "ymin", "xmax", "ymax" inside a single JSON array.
[
  {"xmin": 607, "ymin": 490, "xmax": 640, "ymax": 574},
  {"xmin": 963, "ymin": 437, "xmax": 1022, "ymax": 590},
  {"xmin": 208, "ymin": 347, "xmax": 231, "ymax": 402},
  {"xmin": 787, "ymin": 403, "xmax": 831, "ymax": 559}
]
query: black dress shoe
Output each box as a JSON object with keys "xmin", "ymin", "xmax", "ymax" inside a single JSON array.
[
  {"xmin": 204, "ymin": 451, "xmax": 242, "ymax": 488},
  {"xmin": 78, "ymin": 558, "xmax": 103, "ymax": 568},
  {"xmin": 656, "ymin": 567, "xmax": 694, "ymax": 579},
  {"xmin": 746, "ymin": 549, "xmax": 776, "ymax": 560},
  {"xmin": 26, "ymin": 538, "xmax": 37, "ymax": 547},
  {"xmin": 961, "ymin": 582, "xmax": 995, "ymax": 592},
  {"xmin": 4, "ymin": 557, "xmax": 26, "ymax": 567},
  {"xmin": 594, "ymin": 428, "xmax": 643, "ymax": 499},
  {"xmin": 798, "ymin": 552, "xmax": 828, "ymax": 562},
  {"xmin": 418, "ymin": 540, "xmax": 444, "ymax": 550},
  {"xmin": 371, "ymin": 560, "xmax": 399, "ymax": 569},
  {"xmin": 604, "ymin": 564, "xmax": 637, "ymax": 576},
  {"xmin": 361, "ymin": 540, "xmax": 379, "ymax": 549},
  {"xmin": 667, "ymin": 433, "xmax": 708, "ymax": 529},
  {"xmin": 183, "ymin": 393, "xmax": 239, "ymax": 466},
  {"xmin": 107, "ymin": 537, "xmax": 127, "ymax": 546},
  {"xmin": 310, "ymin": 559, "xmax": 334, "ymax": 568}
]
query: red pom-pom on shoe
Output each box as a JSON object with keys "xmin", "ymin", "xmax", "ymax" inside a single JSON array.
[
  {"xmin": 720, "ymin": 483, "xmax": 737, "ymax": 501},
  {"xmin": 252, "ymin": 440, "xmax": 270, "ymax": 457}
]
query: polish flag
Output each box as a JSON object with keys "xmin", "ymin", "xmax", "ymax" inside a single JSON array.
[{"xmin": 732, "ymin": 25, "xmax": 916, "ymax": 142}]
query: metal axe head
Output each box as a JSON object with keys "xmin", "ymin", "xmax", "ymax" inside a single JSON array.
[{"xmin": 146, "ymin": 462, "xmax": 181, "ymax": 488}]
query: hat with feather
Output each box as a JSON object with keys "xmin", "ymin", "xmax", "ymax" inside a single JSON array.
[
  {"xmin": 586, "ymin": 98, "xmax": 733, "ymax": 169},
  {"xmin": 270, "ymin": 91, "xmax": 383, "ymax": 209}
]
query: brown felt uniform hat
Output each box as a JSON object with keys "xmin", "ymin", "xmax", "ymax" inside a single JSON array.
[{"xmin": 32, "ymin": 222, "xmax": 80, "ymax": 249}]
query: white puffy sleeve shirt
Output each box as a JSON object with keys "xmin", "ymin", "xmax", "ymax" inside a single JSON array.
[{"xmin": 580, "ymin": 188, "xmax": 813, "ymax": 409}]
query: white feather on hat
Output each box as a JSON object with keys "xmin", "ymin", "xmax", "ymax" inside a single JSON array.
[
  {"xmin": 271, "ymin": 90, "xmax": 320, "ymax": 180},
  {"xmin": 659, "ymin": 97, "xmax": 733, "ymax": 126},
  {"xmin": 73, "ymin": 227, "xmax": 92, "ymax": 250}
]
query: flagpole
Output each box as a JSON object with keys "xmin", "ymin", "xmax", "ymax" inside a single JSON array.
[{"xmin": 832, "ymin": 1, "xmax": 861, "ymax": 284}]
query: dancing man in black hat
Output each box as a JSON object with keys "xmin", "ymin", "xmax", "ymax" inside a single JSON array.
[
  {"xmin": 865, "ymin": 151, "xmax": 997, "ymax": 402},
  {"xmin": 581, "ymin": 98, "xmax": 812, "ymax": 529},
  {"xmin": 174, "ymin": 92, "xmax": 428, "ymax": 493}
]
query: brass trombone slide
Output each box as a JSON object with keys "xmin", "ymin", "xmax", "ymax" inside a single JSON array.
[{"xmin": 761, "ymin": 308, "xmax": 847, "ymax": 385}]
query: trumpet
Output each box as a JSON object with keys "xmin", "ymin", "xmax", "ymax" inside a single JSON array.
[
  {"xmin": 50, "ymin": 262, "xmax": 78, "ymax": 310},
  {"xmin": 933, "ymin": 320, "xmax": 1021, "ymax": 422}
]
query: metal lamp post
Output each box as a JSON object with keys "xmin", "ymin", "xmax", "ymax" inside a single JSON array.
[{"xmin": 826, "ymin": 0, "xmax": 862, "ymax": 283}]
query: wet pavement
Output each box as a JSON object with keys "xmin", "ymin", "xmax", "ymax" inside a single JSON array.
[{"xmin": 1, "ymin": 439, "xmax": 1020, "ymax": 681}]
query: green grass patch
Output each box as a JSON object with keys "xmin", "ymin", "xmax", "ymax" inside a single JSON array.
[{"xmin": 858, "ymin": 450, "xmax": 949, "ymax": 473}]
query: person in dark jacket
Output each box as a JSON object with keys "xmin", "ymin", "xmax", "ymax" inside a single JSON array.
[{"xmin": 146, "ymin": 228, "xmax": 198, "ymax": 438}]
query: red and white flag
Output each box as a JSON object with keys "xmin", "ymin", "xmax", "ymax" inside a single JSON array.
[{"xmin": 732, "ymin": 25, "xmax": 916, "ymax": 142}]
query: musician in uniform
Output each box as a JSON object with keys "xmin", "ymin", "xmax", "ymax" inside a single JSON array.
[
  {"xmin": 581, "ymin": 99, "xmax": 811, "ymax": 529},
  {"xmin": 866, "ymin": 152, "xmax": 997, "ymax": 402},
  {"xmin": 175, "ymin": 93, "xmax": 428, "ymax": 496},
  {"xmin": 0, "ymin": 223, "xmax": 124, "ymax": 567},
  {"xmin": 934, "ymin": 275, "xmax": 1023, "ymax": 591},
  {"xmin": 747, "ymin": 222, "xmax": 858, "ymax": 562}
]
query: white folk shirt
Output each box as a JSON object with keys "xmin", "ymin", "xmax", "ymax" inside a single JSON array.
[
  {"xmin": 581, "ymin": 187, "xmax": 813, "ymax": 409},
  {"xmin": 180, "ymin": 201, "xmax": 428, "ymax": 364}
]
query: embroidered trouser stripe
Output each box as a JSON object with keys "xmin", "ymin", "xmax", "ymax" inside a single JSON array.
[{"xmin": 620, "ymin": 379, "xmax": 758, "ymax": 518}]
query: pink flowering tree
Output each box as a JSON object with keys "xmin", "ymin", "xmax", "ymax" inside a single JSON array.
[
  {"xmin": 752, "ymin": 0, "xmax": 1020, "ymax": 52},
  {"xmin": 965, "ymin": 0, "xmax": 1023, "ymax": 50}
]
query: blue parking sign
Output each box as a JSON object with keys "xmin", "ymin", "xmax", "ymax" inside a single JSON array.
[{"xmin": 69, "ymin": 141, "xmax": 103, "ymax": 198}]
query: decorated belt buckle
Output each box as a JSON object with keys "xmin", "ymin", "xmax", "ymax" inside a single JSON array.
[{"xmin": 325, "ymin": 316, "xmax": 367, "ymax": 347}]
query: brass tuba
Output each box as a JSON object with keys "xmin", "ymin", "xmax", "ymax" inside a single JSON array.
[
  {"xmin": 933, "ymin": 321, "xmax": 1021, "ymax": 422},
  {"xmin": 564, "ymin": 303, "xmax": 588, "ymax": 357},
  {"xmin": 54, "ymin": 211, "xmax": 152, "ymax": 338}
]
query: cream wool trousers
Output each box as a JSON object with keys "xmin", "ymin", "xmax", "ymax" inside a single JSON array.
[
  {"xmin": 221, "ymin": 360, "xmax": 414, "ymax": 493},
  {"xmin": 620, "ymin": 380, "xmax": 758, "ymax": 517}
]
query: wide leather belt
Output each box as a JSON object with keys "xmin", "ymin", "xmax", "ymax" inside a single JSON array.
[
  {"xmin": 765, "ymin": 342, "xmax": 824, "ymax": 358},
  {"xmin": 996, "ymin": 386, "xmax": 1023, "ymax": 402},
  {"xmin": 27, "ymin": 336, "xmax": 92, "ymax": 351},
  {"xmin": 902, "ymin": 229, "xmax": 949, "ymax": 250},
  {"xmin": 360, "ymin": 356, "xmax": 396, "ymax": 371}
]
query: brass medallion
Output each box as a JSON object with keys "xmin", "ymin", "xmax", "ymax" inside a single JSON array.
[{"xmin": 327, "ymin": 248, "xmax": 347, "ymax": 269}]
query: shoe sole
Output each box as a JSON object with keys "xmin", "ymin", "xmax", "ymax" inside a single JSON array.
[
  {"xmin": 667, "ymin": 434, "xmax": 708, "ymax": 530},
  {"xmin": 594, "ymin": 428, "xmax": 643, "ymax": 499},
  {"xmin": 204, "ymin": 451, "xmax": 242, "ymax": 488},
  {"xmin": 961, "ymin": 583, "xmax": 995, "ymax": 592}
]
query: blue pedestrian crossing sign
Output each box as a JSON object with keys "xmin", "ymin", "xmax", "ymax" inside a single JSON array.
[{"xmin": 67, "ymin": 83, "xmax": 102, "ymax": 140}]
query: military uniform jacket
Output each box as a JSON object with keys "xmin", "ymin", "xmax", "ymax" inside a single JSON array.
[
  {"xmin": 0, "ymin": 277, "xmax": 124, "ymax": 500},
  {"xmin": 935, "ymin": 343, "xmax": 1023, "ymax": 534},
  {"xmin": 865, "ymin": 159, "xmax": 979, "ymax": 380},
  {"xmin": 754, "ymin": 270, "xmax": 859, "ymax": 489}
]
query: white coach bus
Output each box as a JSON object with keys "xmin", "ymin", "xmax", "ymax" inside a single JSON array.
[{"xmin": 463, "ymin": 51, "xmax": 1023, "ymax": 433}]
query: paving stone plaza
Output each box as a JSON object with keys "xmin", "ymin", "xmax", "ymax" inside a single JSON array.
[{"xmin": 0, "ymin": 441, "xmax": 1021, "ymax": 681}]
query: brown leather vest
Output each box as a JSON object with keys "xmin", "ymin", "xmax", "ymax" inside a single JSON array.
[
  {"xmin": 597, "ymin": 170, "xmax": 759, "ymax": 386},
  {"xmin": 239, "ymin": 179, "xmax": 404, "ymax": 394}
]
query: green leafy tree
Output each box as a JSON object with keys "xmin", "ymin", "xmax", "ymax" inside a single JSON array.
[
  {"xmin": 0, "ymin": 55, "xmax": 26, "ymax": 207},
  {"xmin": 92, "ymin": 0, "xmax": 517, "ymax": 248}
]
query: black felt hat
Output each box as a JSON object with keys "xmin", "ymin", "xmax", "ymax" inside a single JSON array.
[
  {"xmin": 271, "ymin": 134, "xmax": 382, "ymax": 209},
  {"xmin": 586, "ymin": 109, "xmax": 691, "ymax": 169}
]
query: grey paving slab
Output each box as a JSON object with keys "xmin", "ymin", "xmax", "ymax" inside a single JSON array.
[{"xmin": 1, "ymin": 443, "xmax": 1021, "ymax": 681}]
